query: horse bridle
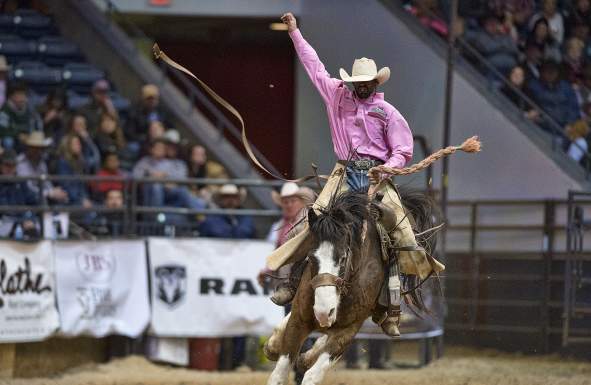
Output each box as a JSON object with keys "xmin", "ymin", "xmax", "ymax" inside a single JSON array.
[{"xmin": 309, "ymin": 241, "xmax": 353, "ymax": 296}]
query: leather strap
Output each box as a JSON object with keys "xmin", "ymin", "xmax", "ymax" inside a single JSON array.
[
  {"xmin": 153, "ymin": 44, "xmax": 328, "ymax": 183},
  {"xmin": 310, "ymin": 273, "xmax": 345, "ymax": 290}
]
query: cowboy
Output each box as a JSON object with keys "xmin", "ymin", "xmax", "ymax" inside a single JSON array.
[
  {"xmin": 260, "ymin": 182, "xmax": 316, "ymax": 295},
  {"xmin": 268, "ymin": 13, "xmax": 444, "ymax": 337},
  {"xmin": 16, "ymin": 131, "xmax": 69, "ymax": 204},
  {"xmin": 199, "ymin": 184, "xmax": 255, "ymax": 239}
]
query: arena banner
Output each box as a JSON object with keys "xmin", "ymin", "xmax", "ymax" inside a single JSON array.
[
  {"xmin": 0, "ymin": 240, "xmax": 59, "ymax": 342},
  {"xmin": 148, "ymin": 238, "xmax": 282, "ymax": 337},
  {"xmin": 54, "ymin": 240, "xmax": 150, "ymax": 337}
]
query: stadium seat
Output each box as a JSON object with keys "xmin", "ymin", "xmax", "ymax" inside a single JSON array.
[
  {"xmin": 0, "ymin": 14, "xmax": 15, "ymax": 35},
  {"xmin": 28, "ymin": 90, "xmax": 46, "ymax": 109},
  {"xmin": 10, "ymin": 61, "xmax": 62, "ymax": 94},
  {"xmin": 0, "ymin": 35, "xmax": 37, "ymax": 63},
  {"xmin": 66, "ymin": 90, "xmax": 90, "ymax": 111},
  {"xmin": 13, "ymin": 9, "xmax": 54, "ymax": 39},
  {"xmin": 38, "ymin": 36, "xmax": 83, "ymax": 66},
  {"xmin": 62, "ymin": 62, "xmax": 105, "ymax": 93},
  {"xmin": 110, "ymin": 91, "xmax": 131, "ymax": 113}
]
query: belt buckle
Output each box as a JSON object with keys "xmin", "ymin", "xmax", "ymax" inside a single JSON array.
[{"xmin": 356, "ymin": 159, "xmax": 371, "ymax": 170}]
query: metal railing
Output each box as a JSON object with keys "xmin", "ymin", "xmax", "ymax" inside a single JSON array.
[
  {"xmin": 391, "ymin": 1, "xmax": 591, "ymax": 179},
  {"xmin": 444, "ymin": 198, "xmax": 591, "ymax": 352},
  {"xmin": 0, "ymin": 175, "xmax": 290, "ymax": 239}
]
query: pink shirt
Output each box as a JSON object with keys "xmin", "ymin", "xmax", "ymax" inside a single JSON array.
[{"xmin": 290, "ymin": 29, "xmax": 413, "ymax": 169}]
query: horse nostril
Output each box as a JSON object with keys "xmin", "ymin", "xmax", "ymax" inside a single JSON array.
[{"xmin": 328, "ymin": 308, "xmax": 335, "ymax": 317}]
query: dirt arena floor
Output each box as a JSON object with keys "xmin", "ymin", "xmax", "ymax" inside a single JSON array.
[{"xmin": 1, "ymin": 345, "xmax": 590, "ymax": 385}]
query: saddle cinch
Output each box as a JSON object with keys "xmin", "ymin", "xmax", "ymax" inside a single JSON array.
[{"xmin": 265, "ymin": 162, "xmax": 445, "ymax": 279}]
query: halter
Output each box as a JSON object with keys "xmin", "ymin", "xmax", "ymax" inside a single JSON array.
[{"xmin": 308, "ymin": 238, "xmax": 355, "ymax": 296}]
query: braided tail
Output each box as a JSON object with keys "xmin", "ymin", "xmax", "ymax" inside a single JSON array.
[{"xmin": 371, "ymin": 136, "xmax": 482, "ymax": 177}]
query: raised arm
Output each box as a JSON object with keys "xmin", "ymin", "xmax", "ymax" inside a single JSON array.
[{"xmin": 282, "ymin": 13, "xmax": 341, "ymax": 104}]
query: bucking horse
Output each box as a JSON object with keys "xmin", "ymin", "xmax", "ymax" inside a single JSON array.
[{"xmin": 263, "ymin": 187, "xmax": 438, "ymax": 385}]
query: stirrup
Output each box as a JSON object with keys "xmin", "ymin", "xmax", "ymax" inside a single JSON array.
[{"xmin": 373, "ymin": 308, "xmax": 401, "ymax": 338}]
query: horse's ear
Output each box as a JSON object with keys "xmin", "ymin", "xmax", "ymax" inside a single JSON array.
[{"xmin": 308, "ymin": 207, "xmax": 318, "ymax": 226}]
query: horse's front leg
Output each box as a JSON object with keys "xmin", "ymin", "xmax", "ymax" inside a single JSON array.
[
  {"xmin": 300, "ymin": 322, "xmax": 363, "ymax": 385},
  {"xmin": 266, "ymin": 315, "xmax": 311, "ymax": 385}
]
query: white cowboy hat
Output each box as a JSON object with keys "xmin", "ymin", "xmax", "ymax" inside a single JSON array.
[
  {"xmin": 213, "ymin": 183, "xmax": 247, "ymax": 204},
  {"xmin": 271, "ymin": 182, "xmax": 316, "ymax": 207},
  {"xmin": 24, "ymin": 131, "xmax": 52, "ymax": 147},
  {"xmin": 339, "ymin": 57, "xmax": 390, "ymax": 85},
  {"xmin": 163, "ymin": 129, "xmax": 181, "ymax": 144}
]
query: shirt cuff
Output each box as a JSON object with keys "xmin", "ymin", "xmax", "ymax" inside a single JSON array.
[{"xmin": 384, "ymin": 154, "xmax": 407, "ymax": 169}]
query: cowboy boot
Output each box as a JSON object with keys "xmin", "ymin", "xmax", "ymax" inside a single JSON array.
[
  {"xmin": 270, "ymin": 259, "xmax": 307, "ymax": 306},
  {"xmin": 372, "ymin": 260, "xmax": 402, "ymax": 337}
]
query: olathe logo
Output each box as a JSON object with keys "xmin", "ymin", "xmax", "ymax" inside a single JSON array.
[
  {"xmin": 155, "ymin": 265, "xmax": 187, "ymax": 308},
  {"xmin": 0, "ymin": 257, "xmax": 51, "ymax": 309},
  {"xmin": 76, "ymin": 252, "xmax": 116, "ymax": 283}
]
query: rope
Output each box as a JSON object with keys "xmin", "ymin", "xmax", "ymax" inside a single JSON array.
[{"xmin": 369, "ymin": 136, "xmax": 482, "ymax": 178}]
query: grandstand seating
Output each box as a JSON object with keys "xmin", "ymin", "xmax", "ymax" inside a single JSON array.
[{"xmin": 1, "ymin": 9, "xmax": 129, "ymax": 113}]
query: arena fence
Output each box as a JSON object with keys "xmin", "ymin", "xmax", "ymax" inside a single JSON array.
[{"xmin": 445, "ymin": 198, "xmax": 591, "ymax": 353}]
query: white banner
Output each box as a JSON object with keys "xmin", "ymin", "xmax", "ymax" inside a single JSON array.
[
  {"xmin": 149, "ymin": 238, "xmax": 282, "ymax": 337},
  {"xmin": 0, "ymin": 241, "xmax": 59, "ymax": 342},
  {"xmin": 54, "ymin": 240, "xmax": 150, "ymax": 337}
]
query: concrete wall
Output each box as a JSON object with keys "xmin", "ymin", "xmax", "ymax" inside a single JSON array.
[
  {"xmin": 294, "ymin": 0, "xmax": 584, "ymax": 200},
  {"xmin": 92, "ymin": 0, "xmax": 301, "ymax": 17}
]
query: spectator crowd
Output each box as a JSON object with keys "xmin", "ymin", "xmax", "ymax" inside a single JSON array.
[
  {"xmin": 404, "ymin": 0, "xmax": 591, "ymax": 165},
  {"xmin": 0, "ymin": 75, "xmax": 240, "ymax": 239}
]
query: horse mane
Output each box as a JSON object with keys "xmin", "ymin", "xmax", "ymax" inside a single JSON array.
[{"xmin": 309, "ymin": 189, "xmax": 371, "ymax": 254}]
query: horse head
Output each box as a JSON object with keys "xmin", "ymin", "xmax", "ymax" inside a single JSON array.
[{"xmin": 306, "ymin": 191, "xmax": 369, "ymax": 328}]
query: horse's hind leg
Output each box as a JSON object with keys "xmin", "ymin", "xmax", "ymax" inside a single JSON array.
[{"xmin": 300, "ymin": 324, "xmax": 361, "ymax": 385}]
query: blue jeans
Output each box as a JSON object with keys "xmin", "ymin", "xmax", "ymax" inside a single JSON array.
[
  {"xmin": 142, "ymin": 184, "xmax": 206, "ymax": 224},
  {"xmin": 346, "ymin": 166, "xmax": 370, "ymax": 191}
]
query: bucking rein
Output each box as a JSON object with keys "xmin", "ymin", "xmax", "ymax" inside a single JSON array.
[{"xmin": 152, "ymin": 43, "xmax": 482, "ymax": 195}]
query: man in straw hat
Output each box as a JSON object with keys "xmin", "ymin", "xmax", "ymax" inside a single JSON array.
[
  {"xmin": 16, "ymin": 131, "xmax": 69, "ymax": 203},
  {"xmin": 199, "ymin": 184, "xmax": 255, "ymax": 239},
  {"xmin": 267, "ymin": 13, "xmax": 445, "ymax": 337}
]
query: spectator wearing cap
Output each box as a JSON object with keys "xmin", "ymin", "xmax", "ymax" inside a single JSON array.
[
  {"xmin": 91, "ymin": 150, "xmax": 125, "ymax": 200},
  {"xmin": 95, "ymin": 113, "xmax": 126, "ymax": 158},
  {"xmin": 0, "ymin": 149, "xmax": 40, "ymax": 239},
  {"xmin": 267, "ymin": 182, "xmax": 315, "ymax": 248},
  {"xmin": 55, "ymin": 134, "xmax": 92, "ymax": 207},
  {"xmin": 126, "ymin": 84, "xmax": 171, "ymax": 150},
  {"xmin": 67, "ymin": 113, "xmax": 101, "ymax": 173},
  {"xmin": 465, "ymin": 14, "xmax": 520, "ymax": 75},
  {"xmin": 38, "ymin": 88, "xmax": 69, "ymax": 142},
  {"xmin": 527, "ymin": 60, "xmax": 580, "ymax": 132},
  {"xmin": 78, "ymin": 79, "xmax": 118, "ymax": 135},
  {"xmin": 163, "ymin": 129, "xmax": 188, "ymax": 179},
  {"xmin": 0, "ymin": 82, "xmax": 42, "ymax": 151},
  {"xmin": 0, "ymin": 55, "xmax": 9, "ymax": 107},
  {"xmin": 16, "ymin": 131, "xmax": 68, "ymax": 204},
  {"xmin": 133, "ymin": 138, "xmax": 206, "ymax": 223},
  {"xmin": 199, "ymin": 184, "xmax": 255, "ymax": 239}
]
